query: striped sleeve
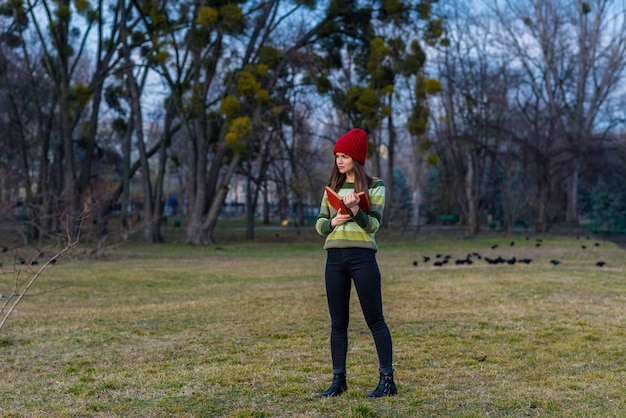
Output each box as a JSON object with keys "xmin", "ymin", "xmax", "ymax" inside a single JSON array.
[{"xmin": 315, "ymin": 189, "xmax": 334, "ymax": 236}]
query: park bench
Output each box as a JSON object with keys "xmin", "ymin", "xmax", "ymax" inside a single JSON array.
[
  {"xmin": 588, "ymin": 216, "xmax": 626, "ymax": 234},
  {"xmin": 437, "ymin": 214, "xmax": 459, "ymax": 225}
]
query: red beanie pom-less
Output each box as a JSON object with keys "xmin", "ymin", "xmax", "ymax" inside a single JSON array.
[{"xmin": 333, "ymin": 128, "xmax": 369, "ymax": 165}]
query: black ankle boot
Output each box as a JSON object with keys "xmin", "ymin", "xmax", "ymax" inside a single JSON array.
[
  {"xmin": 368, "ymin": 372, "xmax": 397, "ymax": 398},
  {"xmin": 320, "ymin": 373, "xmax": 347, "ymax": 397}
]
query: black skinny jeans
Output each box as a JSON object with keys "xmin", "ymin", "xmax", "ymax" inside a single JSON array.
[{"xmin": 325, "ymin": 248, "xmax": 393, "ymax": 375}]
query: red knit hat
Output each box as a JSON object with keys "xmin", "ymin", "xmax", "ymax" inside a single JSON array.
[{"xmin": 333, "ymin": 128, "xmax": 369, "ymax": 165}]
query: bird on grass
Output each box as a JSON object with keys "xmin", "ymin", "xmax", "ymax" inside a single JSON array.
[
  {"xmin": 484, "ymin": 256, "xmax": 506, "ymax": 265},
  {"xmin": 455, "ymin": 256, "xmax": 473, "ymax": 265},
  {"xmin": 518, "ymin": 258, "xmax": 533, "ymax": 264},
  {"xmin": 491, "ymin": 244, "xmax": 498, "ymax": 249},
  {"xmin": 550, "ymin": 259, "xmax": 561, "ymax": 266},
  {"xmin": 423, "ymin": 256, "xmax": 430, "ymax": 262},
  {"xmin": 413, "ymin": 260, "xmax": 418, "ymax": 266},
  {"xmin": 596, "ymin": 261, "xmax": 606, "ymax": 267}
]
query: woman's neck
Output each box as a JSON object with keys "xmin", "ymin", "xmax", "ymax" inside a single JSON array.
[{"xmin": 345, "ymin": 172, "xmax": 355, "ymax": 183}]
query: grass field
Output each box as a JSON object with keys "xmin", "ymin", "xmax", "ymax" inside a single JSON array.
[{"xmin": 1, "ymin": 223, "xmax": 625, "ymax": 417}]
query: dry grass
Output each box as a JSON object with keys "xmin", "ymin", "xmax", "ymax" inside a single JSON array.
[{"xmin": 0, "ymin": 226, "xmax": 625, "ymax": 417}]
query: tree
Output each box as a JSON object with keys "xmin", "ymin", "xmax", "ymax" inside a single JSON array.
[
  {"xmin": 119, "ymin": 0, "xmax": 170, "ymax": 243},
  {"xmin": 1, "ymin": 0, "xmax": 124, "ymax": 241},
  {"xmin": 432, "ymin": 0, "xmax": 513, "ymax": 236},
  {"xmin": 490, "ymin": 0, "xmax": 626, "ymax": 228}
]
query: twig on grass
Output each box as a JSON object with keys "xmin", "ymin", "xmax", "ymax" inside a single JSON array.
[{"xmin": 0, "ymin": 212, "xmax": 82, "ymax": 334}]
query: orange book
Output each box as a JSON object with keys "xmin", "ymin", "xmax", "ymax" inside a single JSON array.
[{"xmin": 324, "ymin": 186, "xmax": 370, "ymax": 213}]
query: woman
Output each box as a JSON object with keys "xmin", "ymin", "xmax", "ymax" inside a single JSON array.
[{"xmin": 315, "ymin": 128, "xmax": 397, "ymax": 398}]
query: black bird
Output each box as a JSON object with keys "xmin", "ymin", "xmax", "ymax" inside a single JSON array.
[
  {"xmin": 1, "ymin": 246, "xmax": 7, "ymax": 253},
  {"xmin": 484, "ymin": 257, "xmax": 496, "ymax": 265},
  {"xmin": 581, "ymin": 245, "xmax": 587, "ymax": 250},
  {"xmin": 50, "ymin": 258, "xmax": 57, "ymax": 264},
  {"xmin": 510, "ymin": 241, "xmax": 515, "ymax": 246},
  {"xmin": 19, "ymin": 258, "xmax": 26, "ymax": 265},
  {"xmin": 423, "ymin": 256, "xmax": 431, "ymax": 262},
  {"xmin": 535, "ymin": 243, "xmax": 542, "ymax": 247},
  {"xmin": 434, "ymin": 261, "xmax": 444, "ymax": 267},
  {"xmin": 455, "ymin": 256, "xmax": 473, "ymax": 265},
  {"xmin": 596, "ymin": 261, "xmax": 606, "ymax": 267},
  {"xmin": 491, "ymin": 244, "xmax": 498, "ymax": 249},
  {"xmin": 594, "ymin": 243, "xmax": 600, "ymax": 247},
  {"xmin": 550, "ymin": 259, "xmax": 561, "ymax": 265},
  {"xmin": 436, "ymin": 254, "xmax": 442, "ymax": 258},
  {"xmin": 472, "ymin": 252, "xmax": 482, "ymax": 259},
  {"xmin": 413, "ymin": 260, "xmax": 419, "ymax": 266},
  {"xmin": 519, "ymin": 258, "xmax": 533, "ymax": 264},
  {"xmin": 31, "ymin": 260, "xmax": 38, "ymax": 266},
  {"xmin": 507, "ymin": 257, "xmax": 516, "ymax": 265}
]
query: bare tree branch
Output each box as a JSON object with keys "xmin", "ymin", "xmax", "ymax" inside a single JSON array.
[{"xmin": 0, "ymin": 212, "xmax": 82, "ymax": 333}]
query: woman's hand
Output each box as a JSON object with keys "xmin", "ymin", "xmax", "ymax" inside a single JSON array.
[
  {"xmin": 331, "ymin": 211, "xmax": 352, "ymax": 228},
  {"xmin": 342, "ymin": 192, "xmax": 361, "ymax": 216}
]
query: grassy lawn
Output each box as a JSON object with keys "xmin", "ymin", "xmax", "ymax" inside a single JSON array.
[{"xmin": 1, "ymin": 224, "xmax": 625, "ymax": 417}]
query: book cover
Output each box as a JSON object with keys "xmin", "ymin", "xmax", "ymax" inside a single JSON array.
[{"xmin": 324, "ymin": 186, "xmax": 370, "ymax": 213}]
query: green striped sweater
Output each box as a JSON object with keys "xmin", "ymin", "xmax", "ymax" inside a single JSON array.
[{"xmin": 315, "ymin": 179, "xmax": 385, "ymax": 251}]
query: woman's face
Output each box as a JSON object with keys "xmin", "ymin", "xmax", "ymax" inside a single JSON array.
[{"xmin": 335, "ymin": 153, "xmax": 354, "ymax": 176}]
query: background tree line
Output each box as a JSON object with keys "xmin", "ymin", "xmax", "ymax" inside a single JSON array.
[{"xmin": 0, "ymin": 0, "xmax": 625, "ymax": 246}]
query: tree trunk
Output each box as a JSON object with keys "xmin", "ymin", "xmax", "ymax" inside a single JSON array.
[
  {"xmin": 188, "ymin": 155, "xmax": 241, "ymax": 245},
  {"xmin": 464, "ymin": 146, "xmax": 477, "ymax": 237},
  {"xmin": 245, "ymin": 175, "xmax": 257, "ymax": 240},
  {"xmin": 384, "ymin": 116, "xmax": 396, "ymax": 228},
  {"xmin": 565, "ymin": 163, "xmax": 579, "ymax": 223}
]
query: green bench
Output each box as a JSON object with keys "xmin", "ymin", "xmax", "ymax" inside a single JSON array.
[
  {"xmin": 588, "ymin": 216, "xmax": 626, "ymax": 234},
  {"xmin": 437, "ymin": 214, "xmax": 459, "ymax": 225}
]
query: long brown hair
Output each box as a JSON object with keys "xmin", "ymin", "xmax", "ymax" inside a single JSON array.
[{"xmin": 327, "ymin": 158, "xmax": 373, "ymax": 196}]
